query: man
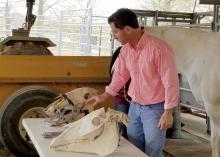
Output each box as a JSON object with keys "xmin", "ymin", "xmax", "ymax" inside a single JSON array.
[{"xmin": 88, "ymin": 8, "xmax": 179, "ymax": 157}]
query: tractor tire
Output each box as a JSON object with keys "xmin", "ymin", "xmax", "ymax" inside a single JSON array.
[{"xmin": 0, "ymin": 85, "xmax": 58, "ymax": 157}]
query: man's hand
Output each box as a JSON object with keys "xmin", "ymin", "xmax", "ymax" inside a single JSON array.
[
  {"xmin": 86, "ymin": 92, "xmax": 111, "ymax": 108},
  {"xmin": 158, "ymin": 109, "xmax": 173, "ymax": 131}
]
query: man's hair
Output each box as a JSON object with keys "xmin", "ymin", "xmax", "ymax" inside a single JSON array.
[{"xmin": 108, "ymin": 8, "xmax": 139, "ymax": 29}]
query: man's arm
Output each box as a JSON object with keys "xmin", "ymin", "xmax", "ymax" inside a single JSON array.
[
  {"xmin": 87, "ymin": 47, "xmax": 130, "ymax": 108},
  {"xmin": 156, "ymin": 43, "xmax": 179, "ymax": 130},
  {"xmin": 155, "ymin": 44, "xmax": 179, "ymax": 110}
]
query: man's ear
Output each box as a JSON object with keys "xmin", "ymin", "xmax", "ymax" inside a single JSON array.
[{"xmin": 124, "ymin": 26, "xmax": 133, "ymax": 34}]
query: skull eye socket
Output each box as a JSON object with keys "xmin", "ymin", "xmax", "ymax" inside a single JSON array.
[
  {"xmin": 84, "ymin": 93, "xmax": 90, "ymax": 100},
  {"xmin": 64, "ymin": 110, "xmax": 72, "ymax": 115},
  {"xmin": 82, "ymin": 109, "xmax": 89, "ymax": 115}
]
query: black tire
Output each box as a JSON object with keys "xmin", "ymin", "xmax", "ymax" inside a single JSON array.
[{"xmin": 0, "ymin": 85, "xmax": 58, "ymax": 157}]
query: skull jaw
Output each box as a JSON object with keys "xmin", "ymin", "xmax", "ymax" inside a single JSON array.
[
  {"xmin": 50, "ymin": 121, "xmax": 119, "ymax": 156},
  {"xmin": 49, "ymin": 108, "xmax": 106, "ymax": 146}
]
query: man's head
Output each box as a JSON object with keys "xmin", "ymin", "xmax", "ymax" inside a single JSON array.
[
  {"xmin": 108, "ymin": 8, "xmax": 139, "ymax": 30},
  {"xmin": 108, "ymin": 8, "xmax": 139, "ymax": 44}
]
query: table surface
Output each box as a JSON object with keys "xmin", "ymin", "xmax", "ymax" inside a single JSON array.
[{"xmin": 22, "ymin": 118, "xmax": 149, "ymax": 157}]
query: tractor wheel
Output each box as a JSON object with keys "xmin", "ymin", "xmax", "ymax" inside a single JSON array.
[{"xmin": 0, "ymin": 85, "xmax": 58, "ymax": 157}]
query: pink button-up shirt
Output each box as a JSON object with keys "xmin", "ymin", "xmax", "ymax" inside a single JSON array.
[{"xmin": 106, "ymin": 32, "xmax": 179, "ymax": 109}]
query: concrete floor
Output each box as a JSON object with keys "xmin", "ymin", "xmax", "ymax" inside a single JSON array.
[{"xmin": 164, "ymin": 112, "xmax": 211, "ymax": 157}]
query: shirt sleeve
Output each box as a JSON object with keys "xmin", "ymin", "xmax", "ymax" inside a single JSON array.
[
  {"xmin": 106, "ymin": 47, "xmax": 131, "ymax": 96},
  {"xmin": 155, "ymin": 43, "xmax": 179, "ymax": 109}
]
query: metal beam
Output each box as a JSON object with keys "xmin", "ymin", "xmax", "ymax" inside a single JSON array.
[{"xmin": 200, "ymin": 0, "xmax": 220, "ymax": 5}]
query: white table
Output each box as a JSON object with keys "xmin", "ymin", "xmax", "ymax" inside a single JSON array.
[{"xmin": 22, "ymin": 118, "xmax": 148, "ymax": 157}]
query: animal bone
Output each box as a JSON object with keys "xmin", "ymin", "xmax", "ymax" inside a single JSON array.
[
  {"xmin": 44, "ymin": 87, "xmax": 97, "ymax": 126},
  {"xmin": 49, "ymin": 107, "xmax": 130, "ymax": 156}
]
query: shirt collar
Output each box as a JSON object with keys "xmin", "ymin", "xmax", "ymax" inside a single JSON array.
[{"xmin": 128, "ymin": 32, "xmax": 148, "ymax": 51}]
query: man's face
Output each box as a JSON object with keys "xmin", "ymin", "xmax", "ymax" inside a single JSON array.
[{"xmin": 109, "ymin": 23, "xmax": 128, "ymax": 45}]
